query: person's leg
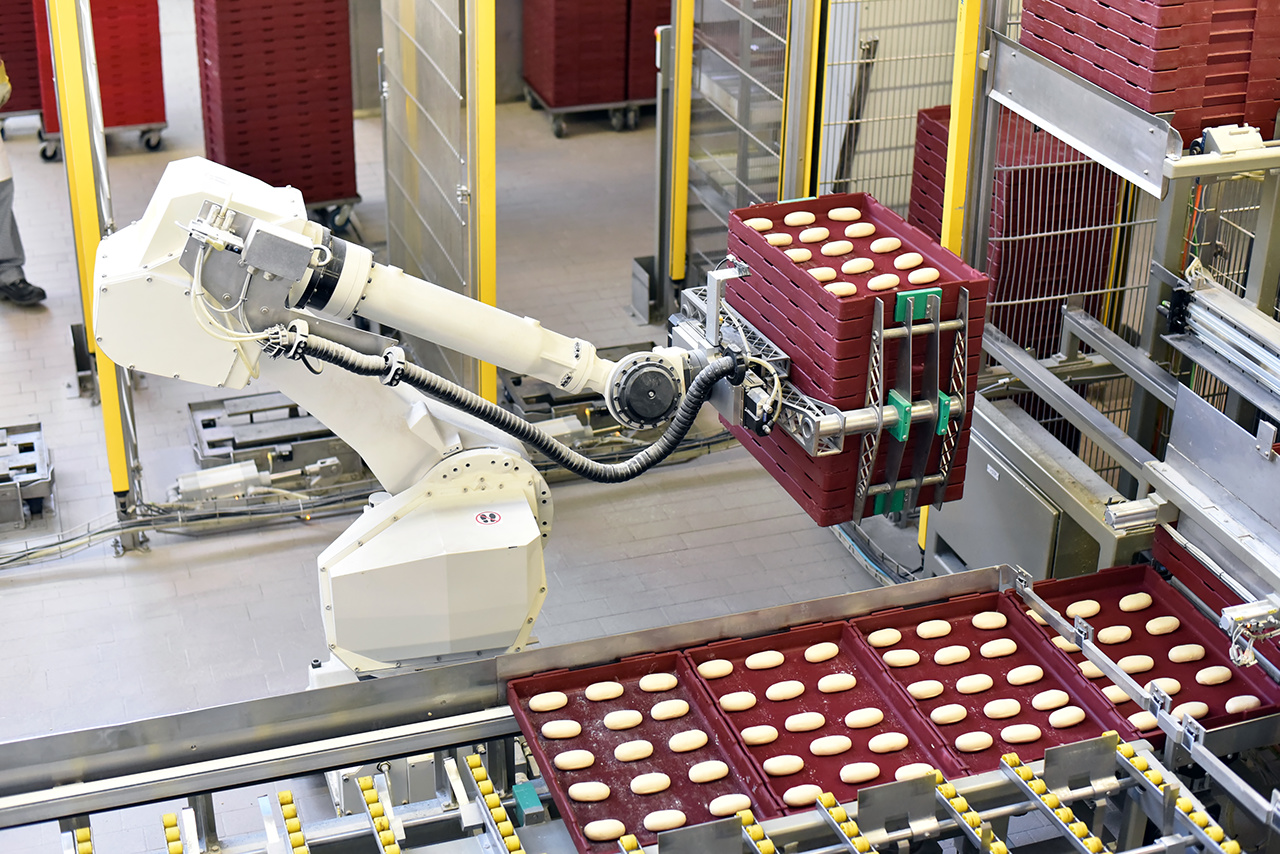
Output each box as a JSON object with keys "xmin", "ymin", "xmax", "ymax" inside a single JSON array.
[{"xmin": 0, "ymin": 177, "xmax": 45, "ymax": 305}]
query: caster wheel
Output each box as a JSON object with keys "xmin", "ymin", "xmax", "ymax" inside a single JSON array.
[
  {"xmin": 36, "ymin": 127, "xmax": 45, "ymax": 142},
  {"xmin": 610, "ymin": 108, "xmax": 626, "ymax": 132},
  {"xmin": 552, "ymin": 116, "xmax": 566, "ymax": 138},
  {"xmin": 39, "ymin": 142, "xmax": 61, "ymax": 162},
  {"xmin": 327, "ymin": 205, "xmax": 353, "ymax": 233},
  {"xmin": 523, "ymin": 85, "xmax": 540, "ymax": 110},
  {"xmin": 141, "ymin": 131, "xmax": 163, "ymax": 151},
  {"xmin": 626, "ymin": 106, "xmax": 639, "ymax": 130}
]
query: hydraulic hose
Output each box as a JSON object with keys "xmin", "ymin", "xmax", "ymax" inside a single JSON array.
[{"xmin": 285, "ymin": 331, "xmax": 741, "ymax": 483}]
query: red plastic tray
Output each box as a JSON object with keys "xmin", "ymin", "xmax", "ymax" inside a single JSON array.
[
  {"xmin": 507, "ymin": 652, "xmax": 780, "ymax": 853},
  {"xmin": 1023, "ymin": 9, "xmax": 1211, "ymax": 70},
  {"xmin": 683, "ymin": 622, "xmax": 968, "ymax": 809},
  {"xmin": 1028, "ymin": 564, "xmax": 1280, "ymax": 735},
  {"xmin": 850, "ymin": 591, "xmax": 1138, "ymax": 771}
]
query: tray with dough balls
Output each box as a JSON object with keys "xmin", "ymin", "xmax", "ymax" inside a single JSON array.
[
  {"xmin": 683, "ymin": 620, "xmax": 966, "ymax": 811},
  {"xmin": 507, "ymin": 651, "xmax": 778, "ymax": 853},
  {"xmin": 1025, "ymin": 564, "xmax": 1280, "ymax": 738},
  {"xmin": 850, "ymin": 591, "xmax": 1137, "ymax": 772}
]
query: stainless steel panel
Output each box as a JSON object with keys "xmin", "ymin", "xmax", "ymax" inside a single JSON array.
[{"xmin": 987, "ymin": 32, "xmax": 1180, "ymax": 199}]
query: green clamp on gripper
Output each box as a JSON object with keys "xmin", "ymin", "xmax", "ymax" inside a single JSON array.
[
  {"xmin": 874, "ymin": 490, "xmax": 907, "ymax": 515},
  {"xmin": 936, "ymin": 392, "xmax": 952, "ymax": 436},
  {"xmin": 894, "ymin": 287, "xmax": 943, "ymax": 322},
  {"xmin": 887, "ymin": 389, "xmax": 912, "ymax": 442}
]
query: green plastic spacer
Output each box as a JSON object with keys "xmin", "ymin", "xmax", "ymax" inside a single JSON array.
[
  {"xmin": 894, "ymin": 287, "xmax": 943, "ymax": 322},
  {"xmin": 511, "ymin": 781, "xmax": 542, "ymax": 826},
  {"xmin": 887, "ymin": 389, "xmax": 912, "ymax": 442},
  {"xmin": 874, "ymin": 490, "xmax": 907, "ymax": 515},
  {"xmin": 936, "ymin": 392, "xmax": 952, "ymax": 436}
]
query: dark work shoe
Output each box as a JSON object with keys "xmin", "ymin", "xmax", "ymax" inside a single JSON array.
[{"xmin": 0, "ymin": 279, "xmax": 46, "ymax": 306}]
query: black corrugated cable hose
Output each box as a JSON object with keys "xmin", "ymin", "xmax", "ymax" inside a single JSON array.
[{"xmin": 292, "ymin": 333, "xmax": 742, "ymax": 484}]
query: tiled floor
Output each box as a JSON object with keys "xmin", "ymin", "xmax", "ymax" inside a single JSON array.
[{"xmin": 0, "ymin": 2, "xmax": 869, "ymax": 850}]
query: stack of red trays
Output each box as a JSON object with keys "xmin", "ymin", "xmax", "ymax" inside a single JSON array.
[
  {"xmin": 907, "ymin": 106, "xmax": 1120, "ymax": 358},
  {"xmin": 908, "ymin": 106, "xmax": 950, "ymax": 241},
  {"xmin": 0, "ymin": 0, "xmax": 42, "ymax": 115},
  {"xmin": 1021, "ymin": 0, "xmax": 1280, "ymax": 144},
  {"xmin": 523, "ymin": 0, "xmax": 629, "ymax": 108},
  {"xmin": 31, "ymin": 0, "xmax": 166, "ymax": 135},
  {"xmin": 194, "ymin": 0, "xmax": 357, "ymax": 205},
  {"xmin": 627, "ymin": 0, "xmax": 671, "ymax": 101},
  {"xmin": 725, "ymin": 193, "xmax": 989, "ymax": 525}
]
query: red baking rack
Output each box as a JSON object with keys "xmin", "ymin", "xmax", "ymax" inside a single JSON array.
[
  {"xmin": 1026, "ymin": 564, "xmax": 1280, "ymax": 736},
  {"xmin": 849, "ymin": 591, "xmax": 1137, "ymax": 772},
  {"xmin": 507, "ymin": 651, "xmax": 779, "ymax": 854},
  {"xmin": 0, "ymin": 0, "xmax": 42, "ymax": 118},
  {"xmin": 682, "ymin": 621, "xmax": 968, "ymax": 811},
  {"xmin": 721, "ymin": 191, "xmax": 988, "ymax": 525}
]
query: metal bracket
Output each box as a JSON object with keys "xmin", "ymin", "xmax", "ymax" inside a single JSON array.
[
  {"xmin": 887, "ymin": 390, "xmax": 912, "ymax": 442},
  {"xmin": 857, "ymin": 774, "xmax": 941, "ymax": 847},
  {"xmin": 895, "ymin": 287, "xmax": 942, "ymax": 322}
]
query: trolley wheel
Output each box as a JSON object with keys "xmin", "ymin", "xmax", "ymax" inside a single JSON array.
[
  {"xmin": 551, "ymin": 115, "xmax": 567, "ymax": 138},
  {"xmin": 609, "ymin": 108, "xmax": 626, "ymax": 132},
  {"xmin": 326, "ymin": 204, "xmax": 354, "ymax": 233},
  {"xmin": 36, "ymin": 127, "xmax": 45, "ymax": 142},
  {"xmin": 39, "ymin": 142, "xmax": 61, "ymax": 162},
  {"xmin": 626, "ymin": 106, "xmax": 639, "ymax": 130},
  {"xmin": 141, "ymin": 130, "xmax": 163, "ymax": 151},
  {"xmin": 523, "ymin": 85, "xmax": 540, "ymax": 110}
]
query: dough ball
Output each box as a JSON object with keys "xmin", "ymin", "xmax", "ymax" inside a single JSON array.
[
  {"xmin": 584, "ymin": 819, "xmax": 626, "ymax": 841},
  {"xmin": 1001, "ymin": 724, "xmax": 1042, "ymax": 744},
  {"xmin": 908, "ymin": 267, "xmax": 940, "ymax": 284},
  {"xmin": 743, "ymin": 217, "xmax": 772, "ymax": 231},
  {"xmin": 783, "ymin": 784, "xmax": 824, "ymax": 807},
  {"xmin": 630, "ymin": 772, "xmax": 671, "ymax": 795},
  {"xmin": 956, "ymin": 673, "xmax": 994, "ymax": 694},
  {"xmin": 1097, "ymin": 625, "xmax": 1132, "ymax": 645},
  {"xmin": 883, "ymin": 649, "xmax": 920, "ymax": 668},
  {"xmin": 541, "ymin": 719, "xmax": 582, "ymax": 739},
  {"xmin": 825, "ymin": 281, "xmax": 858, "ymax": 297},
  {"xmin": 980, "ymin": 638, "xmax": 1017, "ymax": 658},
  {"xmin": 765, "ymin": 232, "xmax": 793, "ymax": 246},
  {"xmin": 1079, "ymin": 660, "xmax": 1104, "ymax": 679},
  {"xmin": 828, "ymin": 206, "xmax": 861, "ymax": 221},
  {"xmin": 697, "ymin": 659, "xmax": 733, "ymax": 679},
  {"xmin": 1196, "ymin": 665, "xmax": 1233, "ymax": 686},
  {"xmin": 822, "ymin": 240, "xmax": 854, "ymax": 257},
  {"xmin": 709, "ymin": 794, "xmax": 752, "ymax": 817},
  {"xmin": 1007, "ymin": 664, "xmax": 1044, "ymax": 685},
  {"xmin": 894, "ymin": 252, "xmax": 924, "ymax": 270},
  {"xmin": 818, "ymin": 673, "xmax": 857, "ymax": 693},
  {"xmin": 955, "ymin": 731, "xmax": 994, "ymax": 753},
  {"xmin": 603, "ymin": 710, "xmax": 643, "ymax": 731},
  {"xmin": 799, "ymin": 227, "xmax": 831, "ymax": 244},
  {"xmin": 972, "ymin": 611, "xmax": 1007, "ymax": 630},
  {"xmin": 805, "ymin": 641, "xmax": 840, "ymax": 662},
  {"xmin": 763, "ymin": 754, "xmax": 805, "ymax": 776},
  {"xmin": 868, "ymin": 732, "xmax": 909, "ymax": 754},
  {"xmin": 1119, "ymin": 592, "xmax": 1152, "ymax": 612},
  {"xmin": 766, "ymin": 680, "xmax": 806, "ymax": 702},
  {"xmin": 845, "ymin": 708, "xmax": 884, "ymax": 729},
  {"xmin": 840, "ymin": 762, "xmax": 881, "ymax": 784},
  {"xmin": 1119, "ymin": 654, "xmax": 1154, "ymax": 675},
  {"xmin": 1226, "ymin": 695, "xmax": 1261, "ymax": 713},
  {"xmin": 554, "ymin": 749, "xmax": 594, "ymax": 770},
  {"xmin": 529, "ymin": 691, "xmax": 568, "ymax": 712},
  {"xmin": 669, "ymin": 729, "xmax": 708, "ymax": 753},
  {"xmin": 719, "ymin": 692, "xmax": 756, "ymax": 712},
  {"xmin": 689, "ymin": 760, "xmax": 729, "ymax": 783},
  {"xmin": 1169, "ymin": 644, "xmax": 1205, "ymax": 663},
  {"xmin": 845, "ymin": 222, "xmax": 876, "ymax": 239},
  {"xmin": 917, "ymin": 619, "xmax": 953, "ymax": 639},
  {"xmin": 742, "ymin": 725, "xmax": 779, "ymax": 745},
  {"xmin": 908, "ymin": 679, "xmax": 944, "ymax": 700},
  {"xmin": 785, "ymin": 712, "xmax": 826, "ymax": 732},
  {"xmin": 895, "ymin": 763, "xmax": 936, "ymax": 781},
  {"xmin": 1145, "ymin": 677, "xmax": 1181, "ymax": 697},
  {"xmin": 638, "ymin": 673, "xmax": 677, "ymax": 693},
  {"xmin": 934, "ymin": 644, "xmax": 971, "ymax": 666},
  {"xmin": 810, "ymin": 735, "xmax": 852, "ymax": 756},
  {"xmin": 644, "ymin": 810, "xmax": 686, "ymax": 832},
  {"xmin": 868, "ymin": 273, "xmax": 900, "ymax": 291},
  {"xmin": 868, "ymin": 628, "xmax": 902, "ymax": 648},
  {"xmin": 983, "ymin": 698, "xmax": 1021, "ymax": 720},
  {"xmin": 1065, "ymin": 599, "xmax": 1100, "ymax": 619},
  {"xmin": 1053, "ymin": 636, "xmax": 1081, "ymax": 653},
  {"xmin": 1049, "ymin": 706, "xmax": 1086, "ymax": 728},
  {"xmin": 614, "ymin": 740, "xmax": 653, "ymax": 763},
  {"xmin": 1031, "ymin": 689, "xmax": 1069, "ymax": 711},
  {"xmin": 1026, "ymin": 609, "xmax": 1048, "ymax": 625},
  {"xmin": 1102, "ymin": 684, "xmax": 1131, "ymax": 705},
  {"xmin": 651, "ymin": 699, "xmax": 689, "ymax": 721},
  {"xmin": 585, "ymin": 681, "xmax": 624, "ymax": 701},
  {"xmin": 842, "ymin": 257, "xmax": 874, "ymax": 275},
  {"xmin": 870, "ymin": 236, "xmax": 902, "ymax": 254},
  {"xmin": 1171, "ymin": 701, "xmax": 1208, "ymax": 722},
  {"xmin": 784, "ymin": 210, "xmax": 816, "ymax": 227},
  {"xmin": 1129, "ymin": 710, "xmax": 1158, "ymax": 731},
  {"xmin": 569, "ymin": 782, "xmax": 610, "ymax": 802},
  {"xmin": 1145, "ymin": 616, "xmax": 1180, "ymax": 636},
  {"xmin": 931, "ymin": 704, "xmax": 968, "ymax": 725},
  {"xmin": 785, "ymin": 247, "xmax": 813, "ymax": 263}
]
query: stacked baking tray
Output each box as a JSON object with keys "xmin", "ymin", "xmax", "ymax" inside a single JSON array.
[
  {"xmin": 724, "ymin": 192, "xmax": 988, "ymax": 525},
  {"xmin": 1027, "ymin": 564, "xmax": 1280, "ymax": 738},
  {"xmin": 523, "ymin": 0, "xmax": 629, "ymax": 108},
  {"xmin": 31, "ymin": 0, "xmax": 165, "ymax": 135},
  {"xmin": 0, "ymin": 0, "xmax": 41, "ymax": 117},
  {"xmin": 627, "ymin": 0, "xmax": 671, "ymax": 101},
  {"xmin": 908, "ymin": 106, "xmax": 1118, "ymax": 358},
  {"xmin": 194, "ymin": 0, "xmax": 357, "ymax": 206},
  {"xmin": 1021, "ymin": 0, "xmax": 1280, "ymax": 144},
  {"xmin": 510, "ymin": 589, "xmax": 1155, "ymax": 852}
]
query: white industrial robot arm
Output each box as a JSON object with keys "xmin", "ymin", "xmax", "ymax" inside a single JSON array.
[{"xmin": 92, "ymin": 158, "xmax": 747, "ymax": 674}]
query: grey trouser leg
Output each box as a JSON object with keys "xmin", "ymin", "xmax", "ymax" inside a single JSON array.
[{"xmin": 0, "ymin": 178, "xmax": 26, "ymax": 285}]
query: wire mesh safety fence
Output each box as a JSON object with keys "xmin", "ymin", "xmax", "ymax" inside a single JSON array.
[
  {"xmin": 686, "ymin": 0, "xmax": 788, "ymax": 279},
  {"xmin": 815, "ymin": 0, "xmax": 956, "ymax": 212},
  {"xmin": 1182, "ymin": 174, "xmax": 1265, "ymax": 301}
]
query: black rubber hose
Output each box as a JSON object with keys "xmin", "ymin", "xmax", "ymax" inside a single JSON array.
[{"xmin": 294, "ymin": 334, "xmax": 740, "ymax": 483}]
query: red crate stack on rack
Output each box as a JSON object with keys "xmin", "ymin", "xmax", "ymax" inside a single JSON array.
[
  {"xmin": 30, "ymin": 0, "xmax": 165, "ymax": 136},
  {"xmin": 524, "ymin": 0, "xmax": 629, "ymax": 108},
  {"xmin": 0, "ymin": 0, "xmax": 42, "ymax": 116},
  {"xmin": 724, "ymin": 193, "xmax": 989, "ymax": 526},
  {"xmin": 909, "ymin": 105, "xmax": 1120, "ymax": 358},
  {"xmin": 1021, "ymin": 0, "xmax": 1280, "ymax": 144},
  {"xmin": 194, "ymin": 0, "xmax": 357, "ymax": 206},
  {"xmin": 627, "ymin": 0, "xmax": 671, "ymax": 101}
]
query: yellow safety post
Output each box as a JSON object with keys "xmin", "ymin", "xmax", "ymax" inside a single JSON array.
[
  {"xmin": 474, "ymin": 1, "xmax": 498, "ymax": 402},
  {"xmin": 668, "ymin": 0, "xmax": 695, "ymax": 283},
  {"xmin": 778, "ymin": 2, "xmax": 826, "ymax": 199},
  {"xmin": 922, "ymin": 0, "xmax": 984, "ymax": 550},
  {"xmin": 46, "ymin": 0, "xmax": 132, "ymax": 494}
]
